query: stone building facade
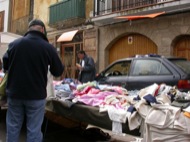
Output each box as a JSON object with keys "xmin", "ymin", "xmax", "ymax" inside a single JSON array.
[
  {"xmin": 97, "ymin": 12, "xmax": 190, "ymax": 71},
  {"xmin": 3, "ymin": 0, "xmax": 190, "ymax": 75}
]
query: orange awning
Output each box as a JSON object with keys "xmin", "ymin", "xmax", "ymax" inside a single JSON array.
[
  {"xmin": 57, "ymin": 30, "xmax": 78, "ymax": 42},
  {"xmin": 115, "ymin": 11, "xmax": 165, "ymax": 21}
]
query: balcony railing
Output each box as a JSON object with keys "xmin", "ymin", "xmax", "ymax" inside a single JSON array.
[
  {"xmin": 94, "ymin": 0, "xmax": 179, "ymax": 16},
  {"xmin": 49, "ymin": 0, "xmax": 85, "ymax": 25}
]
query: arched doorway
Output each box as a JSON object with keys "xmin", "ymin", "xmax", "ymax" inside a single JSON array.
[
  {"xmin": 173, "ymin": 35, "xmax": 190, "ymax": 60},
  {"xmin": 60, "ymin": 32, "xmax": 83, "ymax": 79},
  {"xmin": 109, "ymin": 33, "xmax": 157, "ymax": 64}
]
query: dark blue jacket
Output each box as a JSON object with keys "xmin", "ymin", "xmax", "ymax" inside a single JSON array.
[
  {"xmin": 78, "ymin": 55, "xmax": 96, "ymax": 83},
  {"xmin": 3, "ymin": 30, "xmax": 64, "ymax": 100}
]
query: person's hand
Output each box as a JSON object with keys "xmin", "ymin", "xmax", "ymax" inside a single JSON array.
[
  {"xmin": 76, "ymin": 63, "xmax": 81, "ymax": 68},
  {"xmin": 76, "ymin": 63, "xmax": 82, "ymax": 70}
]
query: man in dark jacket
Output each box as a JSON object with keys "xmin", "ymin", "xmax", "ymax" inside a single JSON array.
[
  {"xmin": 3, "ymin": 19, "xmax": 64, "ymax": 142},
  {"xmin": 76, "ymin": 50, "xmax": 96, "ymax": 83}
]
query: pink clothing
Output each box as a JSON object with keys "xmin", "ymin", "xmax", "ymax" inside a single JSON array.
[{"xmin": 75, "ymin": 91, "xmax": 118, "ymax": 106}]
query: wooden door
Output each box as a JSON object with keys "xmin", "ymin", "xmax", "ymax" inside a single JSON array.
[
  {"xmin": 61, "ymin": 45, "xmax": 75, "ymax": 79},
  {"xmin": 61, "ymin": 44, "xmax": 82, "ymax": 79},
  {"xmin": 109, "ymin": 34, "xmax": 157, "ymax": 64},
  {"xmin": 173, "ymin": 35, "xmax": 190, "ymax": 60},
  {"xmin": 0, "ymin": 11, "xmax": 4, "ymax": 32}
]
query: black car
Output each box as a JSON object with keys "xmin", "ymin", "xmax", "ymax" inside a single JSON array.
[{"xmin": 95, "ymin": 54, "xmax": 190, "ymax": 91}]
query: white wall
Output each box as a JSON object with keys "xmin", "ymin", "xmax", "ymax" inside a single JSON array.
[
  {"xmin": 0, "ymin": 43, "xmax": 8, "ymax": 59},
  {"xmin": 0, "ymin": 0, "xmax": 9, "ymax": 32},
  {"xmin": 0, "ymin": 32, "xmax": 22, "ymax": 59}
]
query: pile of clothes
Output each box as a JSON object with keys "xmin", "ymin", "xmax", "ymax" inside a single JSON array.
[{"xmin": 50, "ymin": 79, "xmax": 190, "ymax": 142}]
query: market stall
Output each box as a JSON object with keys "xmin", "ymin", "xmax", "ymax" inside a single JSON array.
[
  {"xmin": 45, "ymin": 79, "xmax": 140, "ymax": 135},
  {"xmin": 45, "ymin": 79, "xmax": 190, "ymax": 142}
]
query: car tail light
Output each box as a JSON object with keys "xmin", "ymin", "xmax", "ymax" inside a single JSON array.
[{"xmin": 177, "ymin": 80, "xmax": 190, "ymax": 89}]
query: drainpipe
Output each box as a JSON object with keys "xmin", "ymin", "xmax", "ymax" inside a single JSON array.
[
  {"xmin": 97, "ymin": 0, "xmax": 99, "ymax": 16},
  {"xmin": 93, "ymin": 0, "xmax": 96, "ymax": 16},
  {"xmin": 8, "ymin": 0, "xmax": 12, "ymax": 32}
]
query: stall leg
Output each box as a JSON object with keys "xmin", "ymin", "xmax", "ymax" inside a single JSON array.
[{"xmin": 43, "ymin": 118, "xmax": 49, "ymax": 142}]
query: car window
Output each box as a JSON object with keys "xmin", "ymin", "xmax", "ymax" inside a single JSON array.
[
  {"xmin": 131, "ymin": 59, "xmax": 171, "ymax": 75},
  {"xmin": 104, "ymin": 61, "xmax": 131, "ymax": 76},
  {"xmin": 170, "ymin": 60, "xmax": 190, "ymax": 74}
]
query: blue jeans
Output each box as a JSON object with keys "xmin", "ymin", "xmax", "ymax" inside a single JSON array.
[{"xmin": 6, "ymin": 97, "xmax": 46, "ymax": 142}]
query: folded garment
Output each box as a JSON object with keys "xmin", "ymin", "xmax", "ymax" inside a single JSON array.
[
  {"xmin": 145, "ymin": 104, "xmax": 181, "ymax": 129},
  {"xmin": 171, "ymin": 100, "xmax": 190, "ymax": 109},
  {"xmin": 127, "ymin": 105, "xmax": 137, "ymax": 114},
  {"xmin": 183, "ymin": 106, "xmax": 190, "ymax": 113},
  {"xmin": 143, "ymin": 94, "xmax": 158, "ymax": 105},
  {"xmin": 107, "ymin": 106, "xmax": 128, "ymax": 123}
]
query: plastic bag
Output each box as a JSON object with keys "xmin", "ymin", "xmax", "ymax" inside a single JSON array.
[
  {"xmin": 0, "ymin": 73, "xmax": 7, "ymax": 97},
  {"xmin": 0, "ymin": 73, "xmax": 7, "ymax": 106}
]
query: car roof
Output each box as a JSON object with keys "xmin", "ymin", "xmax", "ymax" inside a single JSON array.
[{"xmin": 113, "ymin": 54, "xmax": 187, "ymax": 63}]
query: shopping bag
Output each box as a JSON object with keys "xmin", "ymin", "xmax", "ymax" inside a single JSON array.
[{"xmin": 0, "ymin": 73, "xmax": 8, "ymax": 99}]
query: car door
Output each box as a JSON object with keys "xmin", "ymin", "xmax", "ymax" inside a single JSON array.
[
  {"xmin": 128, "ymin": 58, "xmax": 181, "ymax": 90},
  {"xmin": 97, "ymin": 60, "xmax": 131, "ymax": 87}
]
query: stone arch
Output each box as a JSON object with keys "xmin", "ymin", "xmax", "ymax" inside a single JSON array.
[
  {"xmin": 107, "ymin": 33, "xmax": 158, "ymax": 64},
  {"xmin": 172, "ymin": 34, "xmax": 190, "ymax": 60}
]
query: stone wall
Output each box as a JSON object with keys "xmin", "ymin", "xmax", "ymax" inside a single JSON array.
[
  {"xmin": 33, "ymin": 0, "xmax": 57, "ymax": 29},
  {"xmin": 98, "ymin": 12, "xmax": 190, "ymax": 71}
]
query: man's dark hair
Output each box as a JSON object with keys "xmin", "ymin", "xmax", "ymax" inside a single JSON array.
[
  {"xmin": 77, "ymin": 50, "xmax": 86, "ymax": 55},
  {"xmin": 28, "ymin": 19, "xmax": 45, "ymax": 28},
  {"xmin": 28, "ymin": 19, "xmax": 47, "ymax": 37}
]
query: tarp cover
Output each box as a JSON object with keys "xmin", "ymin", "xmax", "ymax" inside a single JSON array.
[{"xmin": 45, "ymin": 99, "xmax": 140, "ymax": 136}]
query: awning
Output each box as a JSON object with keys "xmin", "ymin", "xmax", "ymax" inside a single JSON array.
[
  {"xmin": 0, "ymin": 32, "xmax": 22, "ymax": 44},
  {"xmin": 0, "ymin": 32, "xmax": 22, "ymax": 58},
  {"xmin": 57, "ymin": 30, "xmax": 78, "ymax": 42},
  {"xmin": 115, "ymin": 11, "xmax": 165, "ymax": 21}
]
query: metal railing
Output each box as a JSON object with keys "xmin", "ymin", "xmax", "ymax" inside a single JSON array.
[
  {"xmin": 49, "ymin": 0, "xmax": 85, "ymax": 25},
  {"xmin": 94, "ymin": 0, "xmax": 178, "ymax": 16}
]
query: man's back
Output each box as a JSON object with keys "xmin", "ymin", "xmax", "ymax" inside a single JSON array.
[
  {"xmin": 3, "ymin": 30, "xmax": 64, "ymax": 100},
  {"xmin": 4, "ymin": 18, "xmax": 64, "ymax": 142}
]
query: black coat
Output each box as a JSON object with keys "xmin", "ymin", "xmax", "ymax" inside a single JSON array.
[
  {"xmin": 78, "ymin": 55, "xmax": 96, "ymax": 83},
  {"xmin": 3, "ymin": 30, "xmax": 64, "ymax": 100}
]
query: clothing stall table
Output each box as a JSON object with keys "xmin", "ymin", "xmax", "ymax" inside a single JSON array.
[
  {"xmin": 45, "ymin": 98, "xmax": 140, "ymax": 136},
  {"xmin": 45, "ymin": 81, "xmax": 190, "ymax": 142}
]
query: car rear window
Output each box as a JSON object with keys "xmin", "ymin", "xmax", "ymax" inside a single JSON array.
[
  {"xmin": 170, "ymin": 60, "xmax": 190, "ymax": 74},
  {"xmin": 132, "ymin": 59, "xmax": 171, "ymax": 75}
]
